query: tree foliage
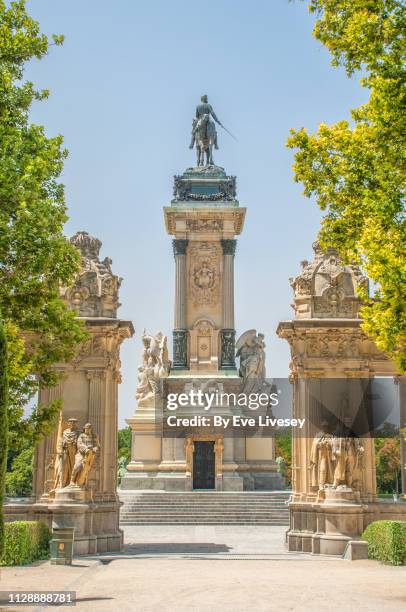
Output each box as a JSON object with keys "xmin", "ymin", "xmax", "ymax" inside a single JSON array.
[
  {"xmin": 5, "ymin": 445, "xmax": 33, "ymax": 497},
  {"xmin": 0, "ymin": 316, "xmax": 9, "ymax": 556},
  {"xmin": 288, "ymin": 0, "xmax": 406, "ymax": 371},
  {"xmin": 375, "ymin": 436, "xmax": 401, "ymax": 494},
  {"xmin": 118, "ymin": 426, "xmax": 132, "ymax": 463},
  {"xmin": 275, "ymin": 430, "xmax": 292, "ymax": 485},
  {"xmin": 0, "ymin": 1, "xmax": 86, "ymax": 449}
]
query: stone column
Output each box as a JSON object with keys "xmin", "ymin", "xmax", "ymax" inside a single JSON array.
[
  {"xmin": 220, "ymin": 239, "xmax": 236, "ymax": 368},
  {"xmin": 34, "ymin": 378, "xmax": 64, "ymax": 500},
  {"xmin": 172, "ymin": 239, "xmax": 188, "ymax": 369},
  {"xmin": 86, "ymin": 370, "xmax": 105, "ymax": 495},
  {"xmin": 87, "ymin": 370, "xmax": 105, "ymax": 441}
]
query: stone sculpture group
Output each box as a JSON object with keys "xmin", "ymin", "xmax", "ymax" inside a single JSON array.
[
  {"xmin": 310, "ymin": 422, "xmax": 364, "ymax": 493},
  {"xmin": 135, "ymin": 330, "xmax": 171, "ymax": 405},
  {"xmin": 54, "ymin": 417, "xmax": 100, "ymax": 490}
]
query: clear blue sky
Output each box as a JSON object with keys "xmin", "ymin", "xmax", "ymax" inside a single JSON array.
[{"xmin": 26, "ymin": 0, "xmax": 367, "ymax": 426}]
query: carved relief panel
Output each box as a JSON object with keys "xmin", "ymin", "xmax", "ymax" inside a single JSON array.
[
  {"xmin": 189, "ymin": 242, "xmax": 220, "ymax": 308},
  {"xmin": 189, "ymin": 318, "xmax": 220, "ymax": 373}
]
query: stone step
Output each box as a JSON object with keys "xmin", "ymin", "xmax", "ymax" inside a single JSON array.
[
  {"xmin": 119, "ymin": 490, "xmax": 291, "ymax": 526},
  {"xmin": 119, "ymin": 496, "xmax": 290, "ymax": 500},
  {"xmin": 121, "ymin": 501, "xmax": 289, "ymax": 507},
  {"xmin": 118, "ymin": 490, "xmax": 289, "ymax": 494},
  {"xmin": 120, "ymin": 520, "xmax": 290, "ymax": 525},
  {"xmin": 121, "ymin": 505, "xmax": 289, "ymax": 510},
  {"xmin": 120, "ymin": 496, "xmax": 290, "ymax": 502},
  {"xmin": 121, "ymin": 512, "xmax": 289, "ymax": 517}
]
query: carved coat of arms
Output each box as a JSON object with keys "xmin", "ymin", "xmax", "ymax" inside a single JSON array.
[{"xmin": 190, "ymin": 242, "xmax": 219, "ymax": 305}]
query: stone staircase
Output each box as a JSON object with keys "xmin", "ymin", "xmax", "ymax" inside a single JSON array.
[{"xmin": 119, "ymin": 491, "xmax": 291, "ymax": 525}]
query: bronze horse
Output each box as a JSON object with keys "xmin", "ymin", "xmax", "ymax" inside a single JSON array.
[{"xmin": 194, "ymin": 114, "xmax": 217, "ymax": 166}]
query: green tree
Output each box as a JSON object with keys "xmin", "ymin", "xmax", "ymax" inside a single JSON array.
[
  {"xmin": 275, "ymin": 430, "xmax": 292, "ymax": 485},
  {"xmin": 375, "ymin": 437, "xmax": 401, "ymax": 494},
  {"xmin": 5, "ymin": 445, "xmax": 32, "ymax": 497},
  {"xmin": 287, "ymin": 0, "xmax": 406, "ymax": 371},
  {"xmin": 0, "ymin": 316, "xmax": 9, "ymax": 555},
  {"xmin": 0, "ymin": 1, "xmax": 86, "ymax": 451},
  {"xmin": 118, "ymin": 426, "xmax": 132, "ymax": 463}
]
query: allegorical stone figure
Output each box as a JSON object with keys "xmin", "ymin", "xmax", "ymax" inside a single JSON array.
[
  {"xmin": 135, "ymin": 330, "xmax": 171, "ymax": 405},
  {"xmin": 235, "ymin": 330, "xmax": 267, "ymax": 394},
  {"xmin": 310, "ymin": 423, "xmax": 333, "ymax": 491},
  {"xmin": 54, "ymin": 417, "xmax": 79, "ymax": 489},
  {"xmin": 331, "ymin": 423, "xmax": 364, "ymax": 489},
  {"xmin": 236, "ymin": 330, "xmax": 266, "ymax": 379},
  {"xmin": 70, "ymin": 423, "xmax": 100, "ymax": 487}
]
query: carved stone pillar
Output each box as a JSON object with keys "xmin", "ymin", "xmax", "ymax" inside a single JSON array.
[
  {"xmin": 86, "ymin": 370, "xmax": 105, "ymax": 495},
  {"xmin": 87, "ymin": 370, "xmax": 105, "ymax": 444},
  {"xmin": 220, "ymin": 239, "xmax": 236, "ymax": 368},
  {"xmin": 34, "ymin": 378, "xmax": 65, "ymax": 501},
  {"xmin": 172, "ymin": 239, "xmax": 188, "ymax": 369}
]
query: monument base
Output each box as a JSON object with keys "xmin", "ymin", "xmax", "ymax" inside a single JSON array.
[
  {"xmin": 286, "ymin": 489, "xmax": 406, "ymax": 556},
  {"xmin": 121, "ymin": 461, "xmax": 284, "ymax": 492},
  {"xmin": 120, "ymin": 469, "xmax": 189, "ymax": 491},
  {"xmin": 4, "ymin": 494, "xmax": 123, "ymax": 555}
]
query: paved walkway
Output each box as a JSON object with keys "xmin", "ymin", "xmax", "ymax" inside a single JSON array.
[
  {"xmin": 119, "ymin": 525, "xmax": 290, "ymax": 558},
  {"xmin": 1, "ymin": 526, "xmax": 406, "ymax": 611}
]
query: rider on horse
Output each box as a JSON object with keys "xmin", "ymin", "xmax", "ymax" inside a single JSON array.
[{"xmin": 189, "ymin": 95, "xmax": 220, "ymax": 150}]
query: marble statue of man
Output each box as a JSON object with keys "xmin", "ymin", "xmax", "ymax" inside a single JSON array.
[
  {"xmin": 331, "ymin": 422, "xmax": 364, "ymax": 489},
  {"xmin": 310, "ymin": 423, "xmax": 333, "ymax": 490},
  {"xmin": 70, "ymin": 423, "xmax": 100, "ymax": 488},
  {"xmin": 189, "ymin": 95, "xmax": 221, "ymax": 150},
  {"xmin": 54, "ymin": 417, "xmax": 79, "ymax": 489}
]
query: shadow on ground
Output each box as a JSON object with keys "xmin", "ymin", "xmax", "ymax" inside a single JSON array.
[{"xmin": 123, "ymin": 542, "xmax": 232, "ymax": 555}]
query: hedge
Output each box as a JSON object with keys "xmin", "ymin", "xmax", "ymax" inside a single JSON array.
[
  {"xmin": 362, "ymin": 520, "xmax": 406, "ymax": 565},
  {"xmin": 0, "ymin": 521, "xmax": 51, "ymax": 566}
]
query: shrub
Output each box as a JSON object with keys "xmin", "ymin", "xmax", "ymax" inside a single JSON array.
[
  {"xmin": 362, "ymin": 521, "xmax": 406, "ymax": 566},
  {"xmin": 0, "ymin": 521, "xmax": 51, "ymax": 566}
]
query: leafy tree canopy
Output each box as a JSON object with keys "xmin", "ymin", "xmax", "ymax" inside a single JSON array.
[
  {"xmin": 0, "ymin": 0, "xmax": 86, "ymax": 450},
  {"xmin": 118, "ymin": 427, "xmax": 132, "ymax": 463},
  {"xmin": 288, "ymin": 0, "xmax": 406, "ymax": 371}
]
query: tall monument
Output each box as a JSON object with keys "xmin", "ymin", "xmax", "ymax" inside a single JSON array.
[{"xmin": 123, "ymin": 97, "xmax": 283, "ymax": 491}]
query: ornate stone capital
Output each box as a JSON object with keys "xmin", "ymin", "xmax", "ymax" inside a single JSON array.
[
  {"xmin": 172, "ymin": 239, "xmax": 188, "ymax": 257},
  {"xmin": 86, "ymin": 370, "xmax": 106, "ymax": 381},
  {"xmin": 221, "ymin": 239, "xmax": 237, "ymax": 256}
]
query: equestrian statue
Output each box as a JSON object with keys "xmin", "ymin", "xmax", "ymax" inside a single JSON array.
[{"xmin": 189, "ymin": 95, "xmax": 235, "ymax": 167}]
